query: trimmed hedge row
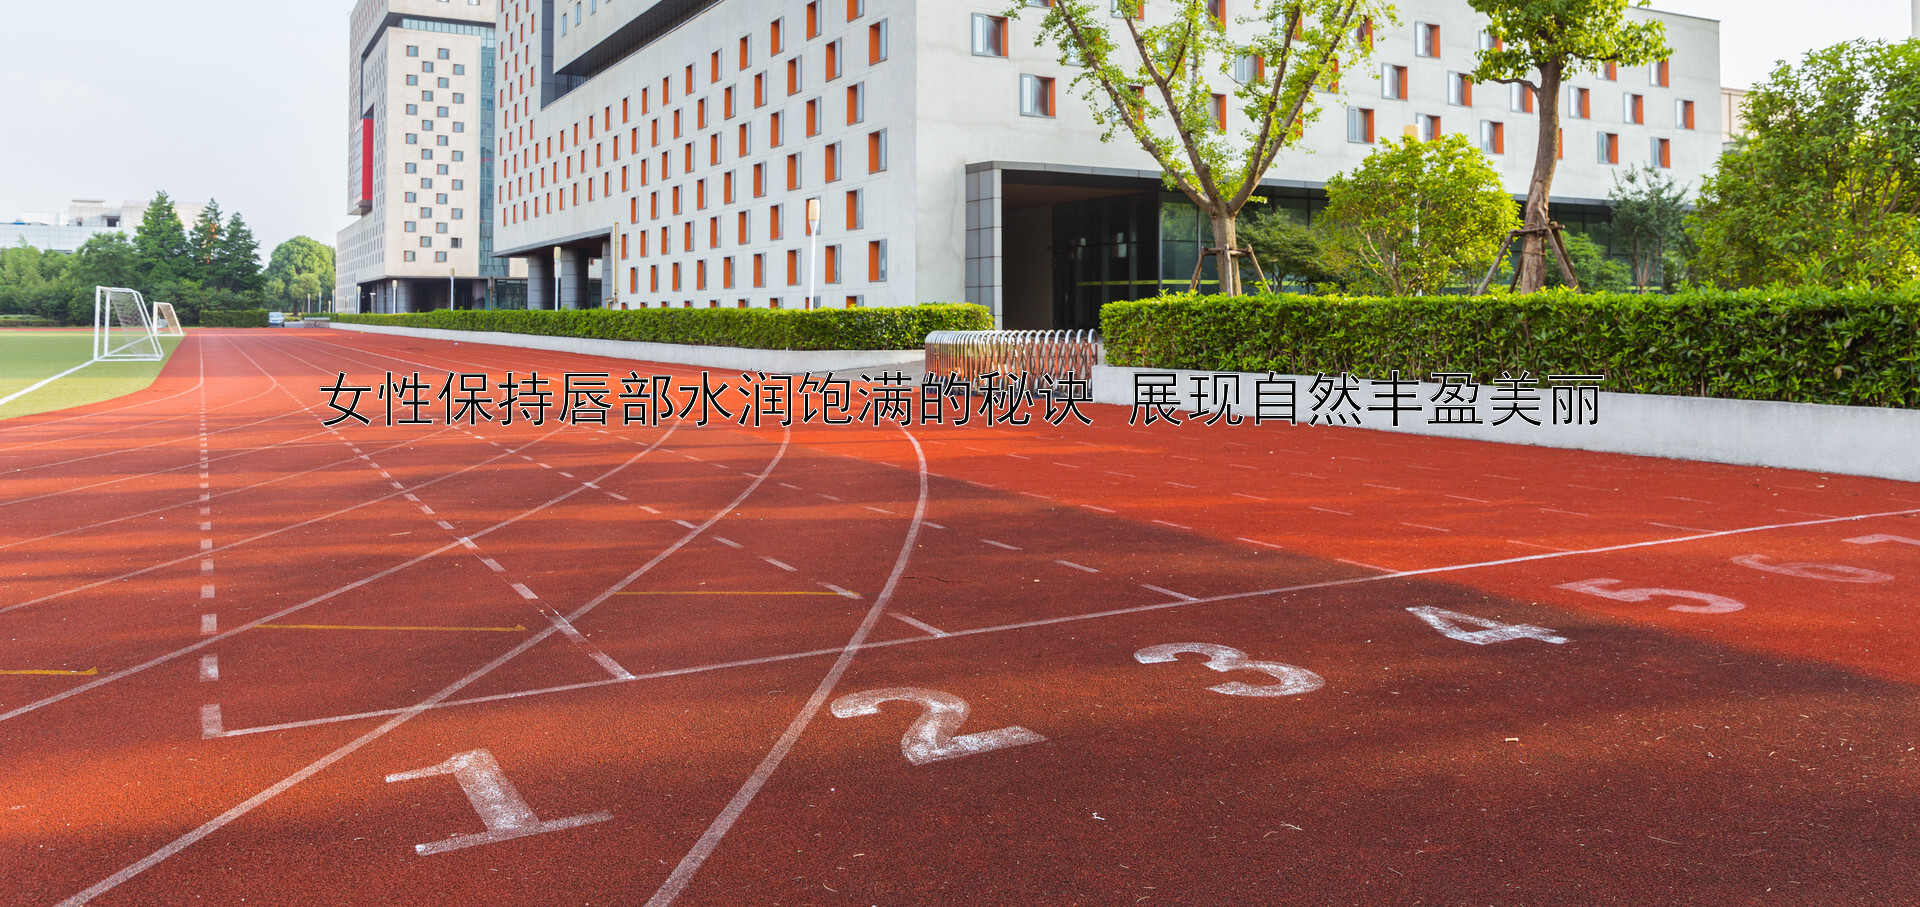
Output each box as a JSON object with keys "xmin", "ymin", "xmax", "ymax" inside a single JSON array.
[
  {"xmin": 1102, "ymin": 288, "xmax": 1920, "ymax": 409},
  {"xmin": 200, "ymin": 309, "xmax": 271, "ymax": 328},
  {"xmin": 331, "ymin": 304, "xmax": 992, "ymax": 351}
]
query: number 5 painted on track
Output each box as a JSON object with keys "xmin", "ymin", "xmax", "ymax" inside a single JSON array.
[
  {"xmin": 1555, "ymin": 578, "xmax": 1744, "ymax": 614},
  {"xmin": 385, "ymin": 749, "xmax": 612, "ymax": 855},
  {"xmin": 830, "ymin": 687, "xmax": 1046, "ymax": 765},
  {"xmin": 1133, "ymin": 643, "xmax": 1325, "ymax": 697}
]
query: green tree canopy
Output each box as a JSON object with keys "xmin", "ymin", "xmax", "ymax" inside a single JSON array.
[
  {"xmin": 212, "ymin": 213, "xmax": 264, "ymax": 293},
  {"xmin": 187, "ymin": 199, "xmax": 224, "ymax": 285},
  {"xmin": 133, "ymin": 192, "xmax": 189, "ymax": 285},
  {"xmin": 1320, "ymin": 134, "xmax": 1520, "ymax": 296},
  {"xmin": 265, "ymin": 235, "xmax": 336, "ymax": 306},
  {"xmin": 1470, "ymin": 0, "xmax": 1668, "ymax": 292},
  {"xmin": 1607, "ymin": 164, "xmax": 1689, "ymax": 289},
  {"xmin": 1011, "ymin": 0, "xmax": 1389, "ymax": 294},
  {"xmin": 1687, "ymin": 39, "xmax": 1920, "ymax": 289},
  {"xmin": 1237, "ymin": 208, "xmax": 1344, "ymax": 291}
]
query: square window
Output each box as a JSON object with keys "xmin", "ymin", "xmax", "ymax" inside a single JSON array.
[
  {"xmin": 437, "ymin": 135, "xmax": 448, "ymax": 146},
  {"xmin": 421, "ymin": 207, "xmax": 434, "ymax": 217},
  {"xmin": 406, "ymin": 133, "xmax": 418, "ymax": 145},
  {"xmin": 451, "ymin": 237, "xmax": 463, "ymax": 248},
  {"xmin": 451, "ymin": 150, "xmax": 463, "ymax": 161},
  {"xmin": 1346, "ymin": 107, "xmax": 1374, "ymax": 143},
  {"xmin": 435, "ymin": 251, "xmax": 448, "ymax": 263},
  {"xmin": 438, "ymin": 78, "xmax": 450, "ymax": 88},
  {"xmin": 405, "ymin": 163, "xmax": 418, "ymax": 174},
  {"xmin": 406, "ymin": 75, "xmax": 418, "ymax": 86},
  {"xmin": 422, "ymin": 90, "xmax": 434, "ymax": 101},
  {"xmin": 405, "ymin": 192, "xmax": 418, "ymax": 203},
  {"xmin": 451, "ymin": 179, "xmax": 464, "ymax": 190},
  {"xmin": 437, "ymin": 106, "xmax": 449, "ymax": 117},
  {"xmin": 421, "ymin": 177, "xmax": 433, "ymax": 189},
  {"xmin": 453, "ymin": 93, "xmax": 464, "ymax": 104},
  {"xmin": 437, "ymin": 164, "xmax": 450, "ymax": 174},
  {"xmin": 972, "ymin": 14, "xmax": 1007, "ymax": 57},
  {"xmin": 1448, "ymin": 73, "xmax": 1472, "ymax": 106},
  {"xmin": 406, "ymin": 45, "xmax": 419, "ymax": 57},
  {"xmin": 404, "ymin": 221, "xmax": 417, "ymax": 232},
  {"xmin": 436, "ymin": 222, "xmax": 448, "ymax": 233},
  {"xmin": 404, "ymin": 251, "xmax": 416, "ymax": 261},
  {"xmin": 453, "ymin": 64, "xmax": 465, "ymax": 75},
  {"xmin": 406, "ymin": 103, "xmax": 418, "ymax": 115},
  {"xmin": 1479, "ymin": 119, "xmax": 1504, "ymax": 154},
  {"xmin": 437, "ymin": 193, "xmax": 449, "ymax": 204},
  {"xmin": 423, "ymin": 62, "xmax": 435, "ymax": 73},
  {"xmin": 420, "ymin": 236, "xmax": 433, "ymax": 247},
  {"xmin": 1020, "ymin": 75, "xmax": 1055, "ymax": 117}
]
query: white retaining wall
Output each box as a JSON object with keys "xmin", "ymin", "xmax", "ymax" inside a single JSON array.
[{"xmin": 1093, "ymin": 366, "xmax": 1920, "ymax": 483}]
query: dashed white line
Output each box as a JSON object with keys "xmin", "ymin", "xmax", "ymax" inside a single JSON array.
[
  {"xmin": 199, "ymin": 704, "xmax": 222, "ymax": 739},
  {"xmin": 510, "ymin": 583, "xmax": 539, "ymax": 601},
  {"xmin": 1445, "ymin": 494, "xmax": 1491, "ymax": 504},
  {"xmin": 608, "ymin": 493, "xmax": 629, "ymax": 501},
  {"xmin": 1007, "ymin": 454, "xmax": 1030, "ymax": 460},
  {"xmin": 199, "ymin": 655, "xmax": 218, "ymax": 682},
  {"xmin": 675, "ymin": 519, "xmax": 699, "ymax": 529},
  {"xmin": 1055, "ymin": 559, "xmax": 1099, "ymax": 573},
  {"xmin": 434, "ymin": 520, "xmax": 454, "ymax": 531},
  {"xmin": 818, "ymin": 583, "xmax": 860, "ymax": 599},
  {"xmin": 713, "ymin": 536, "xmax": 744, "ymax": 549},
  {"xmin": 1053, "ymin": 463, "xmax": 1080, "ymax": 469},
  {"xmin": 778, "ymin": 482, "xmax": 801, "ymax": 490},
  {"xmin": 760, "ymin": 556, "xmax": 797, "ymax": 572},
  {"xmin": 817, "ymin": 493, "xmax": 843, "ymax": 502},
  {"xmin": 479, "ymin": 558, "xmax": 506, "ymax": 573},
  {"xmin": 560, "ymin": 472, "xmax": 575, "ymax": 478},
  {"xmin": 1237, "ymin": 537, "xmax": 1284, "ymax": 550},
  {"xmin": 1401, "ymin": 522, "xmax": 1451, "ymax": 532},
  {"xmin": 1151, "ymin": 519, "xmax": 1193, "ymax": 530},
  {"xmin": 1231, "ymin": 493, "xmax": 1266, "ymax": 501},
  {"xmin": 1309, "ymin": 506, "xmax": 1353, "ymax": 516},
  {"xmin": 1139, "ymin": 583, "xmax": 1195, "ymax": 601},
  {"xmin": 864, "ymin": 505, "xmax": 894, "ymax": 515},
  {"xmin": 199, "ymin": 614, "xmax": 217, "ymax": 635},
  {"xmin": 922, "ymin": 521, "xmax": 947, "ymax": 529},
  {"xmin": 1165, "ymin": 481, "xmax": 1197, "ymax": 489},
  {"xmin": 891, "ymin": 613, "xmax": 949, "ymax": 637},
  {"xmin": 1229, "ymin": 464, "xmax": 1257, "ymax": 470},
  {"xmin": 199, "ymin": 539, "xmax": 213, "ymax": 552},
  {"xmin": 1081, "ymin": 504, "xmax": 1115, "ymax": 513},
  {"xmin": 200, "ymin": 560, "xmax": 213, "ymax": 574},
  {"xmin": 1363, "ymin": 483, "xmax": 1402, "ymax": 491},
  {"xmin": 1106, "ymin": 471, "xmax": 1135, "ymax": 478},
  {"xmin": 199, "ymin": 584, "xmax": 215, "ymax": 600},
  {"xmin": 1335, "ymin": 558, "xmax": 1395, "ymax": 573},
  {"xmin": 981, "ymin": 539, "xmax": 1022, "ymax": 551},
  {"xmin": 1650, "ymin": 521, "xmax": 1718, "ymax": 534}
]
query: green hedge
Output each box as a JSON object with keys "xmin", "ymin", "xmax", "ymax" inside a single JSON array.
[
  {"xmin": 331, "ymin": 303, "xmax": 992, "ymax": 351},
  {"xmin": 199, "ymin": 309, "xmax": 271, "ymax": 328},
  {"xmin": 1102, "ymin": 288, "xmax": 1920, "ymax": 408}
]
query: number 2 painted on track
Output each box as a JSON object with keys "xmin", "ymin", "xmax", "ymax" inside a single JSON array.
[
  {"xmin": 385, "ymin": 749, "xmax": 612, "ymax": 855},
  {"xmin": 1133, "ymin": 643, "xmax": 1325, "ymax": 697},
  {"xmin": 830, "ymin": 687, "xmax": 1046, "ymax": 765},
  {"xmin": 1556, "ymin": 578, "xmax": 1745, "ymax": 614}
]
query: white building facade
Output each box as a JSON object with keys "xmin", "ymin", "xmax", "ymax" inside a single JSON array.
[
  {"xmin": 493, "ymin": 0, "xmax": 1720, "ymax": 327},
  {"xmin": 338, "ymin": 0, "xmax": 525, "ymax": 314},
  {"xmin": 5, "ymin": 199, "xmax": 208, "ymax": 253}
]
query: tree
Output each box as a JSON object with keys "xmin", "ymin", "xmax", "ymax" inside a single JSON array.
[
  {"xmin": 133, "ymin": 192, "xmax": 190, "ymax": 285},
  {"xmin": 1687, "ymin": 39, "xmax": 1920, "ymax": 289},
  {"xmin": 265, "ymin": 236, "xmax": 336, "ymax": 306},
  {"xmin": 1237, "ymin": 208, "xmax": 1343, "ymax": 290},
  {"xmin": 1011, "ymin": 0, "xmax": 1388, "ymax": 295},
  {"xmin": 1607, "ymin": 164, "xmax": 1688, "ymax": 289},
  {"xmin": 1470, "ymin": 0, "xmax": 1668, "ymax": 292},
  {"xmin": 212, "ymin": 213, "xmax": 264, "ymax": 293},
  {"xmin": 187, "ymin": 200, "xmax": 224, "ymax": 285},
  {"xmin": 1544, "ymin": 231, "xmax": 1631, "ymax": 292},
  {"xmin": 1318, "ymin": 134, "xmax": 1519, "ymax": 296}
]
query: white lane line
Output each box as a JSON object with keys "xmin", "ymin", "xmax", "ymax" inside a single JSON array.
[
  {"xmin": 1335, "ymin": 558, "xmax": 1397, "ymax": 573},
  {"xmin": 1650, "ymin": 521, "xmax": 1719, "ymax": 533},
  {"xmin": 457, "ymin": 537, "xmax": 478, "ymax": 550},
  {"xmin": 1401, "ymin": 522, "xmax": 1451, "ymax": 532},
  {"xmin": 1309, "ymin": 506, "xmax": 1353, "ymax": 516},
  {"xmin": 199, "ymin": 704, "xmax": 223, "ymax": 739},
  {"xmin": 1053, "ymin": 462, "xmax": 1080, "ymax": 469},
  {"xmin": 817, "ymin": 493, "xmax": 843, "ymax": 502},
  {"xmin": 434, "ymin": 520, "xmax": 454, "ymax": 531},
  {"xmin": 510, "ymin": 584, "xmax": 539, "ymax": 601},
  {"xmin": 199, "ymin": 655, "xmax": 218, "ymax": 682},
  {"xmin": 1139, "ymin": 583, "xmax": 1195, "ymax": 601},
  {"xmin": 818, "ymin": 583, "xmax": 860, "ymax": 599},
  {"xmin": 760, "ymin": 556, "xmax": 797, "ymax": 572},
  {"xmin": 981, "ymin": 539, "xmax": 1021, "ymax": 551},
  {"xmin": 1171, "ymin": 455, "xmax": 1199, "ymax": 461},
  {"xmin": 1405, "ymin": 464, "xmax": 1443, "ymax": 471},
  {"xmin": 675, "ymin": 519, "xmax": 699, "ymax": 529},
  {"xmin": 1007, "ymin": 453, "xmax": 1030, "ymax": 460},
  {"xmin": 537, "ymin": 463, "xmax": 553, "ymax": 470},
  {"xmin": 864, "ymin": 505, "xmax": 894, "ymax": 515},
  {"xmin": 1106, "ymin": 471, "xmax": 1135, "ymax": 478},
  {"xmin": 1540, "ymin": 508, "xmax": 1591, "ymax": 517},
  {"xmin": 642, "ymin": 427, "xmax": 924, "ymax": 907},
  {"xmin": 480, "ymin": 557, "xmax": 506, "ymax": 573},
  {"xmin": 200, "ymin": 614, "xmax": 217, "ymax": 635},
  {"xmin": 1289, "ymin": 472, "xmax": 1325, "ymax": 479},
  {"xmin": 199, "ymin": 584, "xmax": 215, "ymax": 599},
  {"xmin": 1445, "ymin": 494, "xmax": 1492, "ymax": 504},
  {"xmin": 608, "ymin": 493, "xmax": 629, "ymax": 501},
  {"xmin": 1568, "ymin": 484, "xmax": 1615, "ymax": 493},
  {"xmin": 922, "ymin": 521, "xmax": 947, "ymax": 529},
  {"xmin": 1081, "ymin": 504, "xmax": 1115, "ymax": 513},
  {"xmin": 778, "ymin": 482, "xmax": 801, "ymax": 490},
  {"xmin": 560, "ymin": 472, "xmax": 575, "ymax": 478},
  {"xmin": 1363, "ymin": 483, "xmax": 1402, "ymax": 491},
  {"xmin": 403, "ymin": 493, "xmax": 420, "ymax": 502},
  {"xmin": 891, "ymin": 613, "xmax": 949, "ymax": 637},
  {"xmin": 1230, "ymin": 464, "xmax": 1256, "ymax": 470},
  {"xmin": 1152, "ymin": 519, "xmax": 1193, "ymax": 530},
  {"xmin": 713, "ymin": 536, "xmax": 743, "ymax": 549},
  {"xmin": 1665, "ymin": 495, "xmax": 1716, "ymax": 504},
  {"xmin": 199, "ymin": 539, "xmax": 213, "ymax": 552},
  {"xmin": 1165, "ymin": 481, "xmax": 1197, "ymax": 489},
  {"xmin": 198, "ymin": 521, "xmax": 212, "ymax": 531},
  {"xmin": 1482, "ymin": 474, "xmax": 1521, "ymax": 481},
  {"xmin": 1231, "ymin": 492, "xmax": 1266, "ymax": 501},
  {"xmin": 200, "ymin": 560, "xmax": 213, "ymax": 574},
  {"xmin": 1055, "ymin": 559, "xmax": 1099, "ymax": 573},
  {"xmin": 1777, "ymin": 508, "xmax": 1843, "ymax": 519},
  {"xmin": 1237, "ymin": 537, "xmax": 1285, "ymax": 550},
  {"xmin": 419, "ymin": 505, "xmax": 435, "ymax": 515}
]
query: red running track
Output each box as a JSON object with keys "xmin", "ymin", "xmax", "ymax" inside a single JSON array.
[{"xmin": 1, "ymin": 329, "xmax": 1916, "ymax": 906}]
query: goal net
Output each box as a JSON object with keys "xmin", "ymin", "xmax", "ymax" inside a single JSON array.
[
  {"xmin": 94, "ymin": 287, "xmax": 164, "ymax": 361},
  {"xmin": 152, "ymin": 302, "xmax": 184, "ymax": 337}
]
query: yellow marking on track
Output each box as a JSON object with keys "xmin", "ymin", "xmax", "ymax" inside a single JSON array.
[
  {"xmin": 257, "ymin": 623, "xmax": 528, "ymax": 633},
  {"xmin": 0, "ymin": 668, "xmax": 98, "ymax": 676},
  {"xmin": 617, "ymin": 591, "xmax": 844, "ymax": 596}
]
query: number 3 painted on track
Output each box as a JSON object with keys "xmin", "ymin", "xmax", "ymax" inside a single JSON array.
[
  {"xmin": 1133, "ymin": 643, "xmax": 1325, "ymax": 697},
  {"xmin": 1556, "ymin": 578, "xmax": 1744, "ymax": 614},
  {"xmin": 831, "ymin": 687, "xmax": 1046, "ymax": 765}
]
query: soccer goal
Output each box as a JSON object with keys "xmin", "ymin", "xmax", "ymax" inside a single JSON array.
[
  {"xmin": 152, "ymin": 301, "xmax": 184, "ymax": 337},
  {"xmin": 94, "ymin": 286, "xmax": 164, "ymax": 362}
]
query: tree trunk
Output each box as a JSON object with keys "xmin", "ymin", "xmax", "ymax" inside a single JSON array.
[
  {"xmin": 1520, "ymin": 62, "xmax": 1564, "ymax": 293},
  {"xmin": 1211, "ymin": 211, "xmax": 1242, "ymax": 295}
]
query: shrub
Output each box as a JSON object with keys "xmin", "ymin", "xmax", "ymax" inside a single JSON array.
[
  {"xmin": 200, "ymin": 309, "xmax": 271, "ymax": 328},
  {"xmin": 1101, "ymin": 288, "xmax": 1920, "ymax": 408},
  {"xmin": 330, "ymin": 304, "xmax": 992, "ymax": 351}
]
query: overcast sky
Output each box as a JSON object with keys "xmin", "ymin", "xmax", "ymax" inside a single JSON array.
[{"xmin": 0, "ymin": 1, "xmax": 1911, "ymax": 256}]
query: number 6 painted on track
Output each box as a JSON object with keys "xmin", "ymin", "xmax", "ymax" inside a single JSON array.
[
  {"xmin": 1555, "ymin": 578, "xmax": 1744, "ymax": 614},
  {"xmin": 830, "ymin": 687, "xmax": 1046, "ymax": 765},
  {"xmin": 1133, "ymin": 643, "xmax": 1325, "ymax": 697},
  {"xmin": 1731, "ymin": 554, "xmax": 1892, "ymax": 584}
]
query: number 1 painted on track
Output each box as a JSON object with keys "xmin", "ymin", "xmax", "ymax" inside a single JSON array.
[{"xmin": 386, "ymin": 749, "xmax": 611, "ymax": 855}]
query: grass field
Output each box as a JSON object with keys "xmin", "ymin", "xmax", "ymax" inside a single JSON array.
[{"xmin": 0, "ymin": 329, "xmax": 184, "ymax": 420}]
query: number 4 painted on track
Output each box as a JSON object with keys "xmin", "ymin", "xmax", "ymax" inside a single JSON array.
[
  {"xmin": 1847, "ymin": 534, "xmax": 1920, "ymax": 547},
  {"xmin": 385, "ymin": 749, "xmax": 612, "ymax": 855},
  {"xmin": 1405, "ymin": 607, "xmax": 1568, "ymax": 646}
]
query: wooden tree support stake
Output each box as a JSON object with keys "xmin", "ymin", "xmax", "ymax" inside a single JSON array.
[{"xmin": 1474, "ymin": 222, "xmax": 1581, "ymax": 295}]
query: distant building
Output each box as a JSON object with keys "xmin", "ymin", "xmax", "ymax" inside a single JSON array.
[
  {"xmin": 1719, "ymin": 87, "xmax": 1749, "ymax": 150},
  {"xmin": 336, "ymin": 0, "xmax": 525, "ymax": 314},
  {"xmin": 489, "ymin": 0, "xmax": 1724, "ymax": 326},
  {"xmin": 3, "ymin": 198, "xmax": 207, "ymax": 253}
]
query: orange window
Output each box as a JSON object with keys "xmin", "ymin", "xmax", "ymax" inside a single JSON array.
[
  {"xmin": 621, "ymin": 166, "xmax": 630, "ymax": 192},
  {"xmin": 622, "ymin": 97, "xmax": 630, "ymax": 122},
  {"xmin": 754, "ymin": 163, "xmax": 766, "ymax": 196},
  {"xmin": 650, "ymin": 265, "xmax": 660, "ymax": 292},
  {"xmin": 754, "ymin": 73, "xmax": 766, "ymax": 107},
  {"xmin": 868, "ymin": 21, "xmax": 887, "ymax": 64},
  {"xmin": 806, "ymin": 1, "xmax": 819, "ymax": 38},
  {"xmin": 723, "ymin": 256, "xmax": 735, "ymax": 288},
  {"xmin": 866, "ymin": 239, "xmax": 885, "ymax": 281},
  {"xmin": 739, "ymin": 36, "xmax": 750, "ymax": 70},
  {"xmin": 826, "ymin": 41, "xmax": 839, "ymax": 80},
  {"xmin": 709, "ymin": 216, "xmax": 720, "ymax": 247},
  {"xmin": 770, "ymin": 204, "xmax": 783, "ymax": 239},
  {"xmin": 651, "ymin": 119, "xmax": 660, "ymax": 146},
  {"xmin": 673, "ymin": 109, "xmax": 683, "ymax": 138},
  {"xmin": 629, "ymin": 267, "xmax": 637, "ymax": 293},
  {"xmin": 684, "ymin": 64, "xmax": 694, "ymax": 94},
  {"xmin": 738, "ymin": 123, "xmax": 750, "ymax": 156},
  {"xmin": 867, "ymin": 129, "xmax": 886, "ymax": 172},
  {"xmin": 771, "ymin": 112, "xmax": 783, "ymax": 146},
  {"xmin": 787, "ymin": 58, "xmax": 800, "ymax": 95},
  {"xmin": 847, "ymin": 0, "xmax": 862, "ymax": 20},
  {"xmin": 698, "ymin": 99, "xmax": 708, "ymax": 129},
  {"xmin": 671, "ymin": 185, "xmax": 682, "ymax": 215},
  {"xmin": 825, "ymin": 143, "xmax": 839, "ymax": 181},
  {"xmin": 845, "ymin": 189, "xmax": 861, "ymax": 229},
  {"xmin": 786, "ymin": 153, "xmax": 799, "ymax": 190},
  {"xmin": 824, "ymin": 244, "xmax": 839, "ymax": 283},
  {"xmin": 629, "ymin": 196, "xmax": 638, "ymax": 223},
  {"xmin": 847, "ymin": 83, "xmax": 863, "ymax": 124},
  {"xmin": 806, "ymin": 99, "xmax": 819, "ymax": 135},
  {"xmin": 696, "ymin": 260, "xmax": 706, "ymax": 290},
  {"xmin": 1211, "ymin": 93, "xmax": 1226, "ymax": 131},
  {"xmin": 724, "ymin": 86, "xmax": 735, "ymax": 119},
  {"xmin": 752, "ymin": 253, "xmax": 765, "ymax": 287},
  {"xmin": 710, "ymin": 134, "xmax": 720, "ymax": 165},
  {"xmin": 737, "ymin": 210, "xmax": 749, "ymax": 243},
  {"xmin": 1654, "ymin": 59, "xmax": 1671, "ymax": 87},
  {"xmin": 697, "ymin": 179, "xmax": 707, "ymax": 209},
  {"xmin": 671, "ymin": 262, "xmax": 682, "ymax": 291},
  {"xmin": 786, "ymin": 250, "xmax": 799, "ymax": 285},
  {"xmin": 771, "ymin": 18, "xmax": 783, "ymax": 55},
  {"xmin": 711, "ymin": 51, "xmax": 721, "ymax": 83}
]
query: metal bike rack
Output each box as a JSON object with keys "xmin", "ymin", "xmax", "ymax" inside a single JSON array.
[{"xmin": 923, "ymin": 329, "xmax": 1102, "ymax": 386}]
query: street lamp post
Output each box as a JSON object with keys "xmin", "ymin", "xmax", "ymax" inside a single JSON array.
[{"xmin": 805, "ymin": 197, "xmax": 821, "ymax": 310}]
